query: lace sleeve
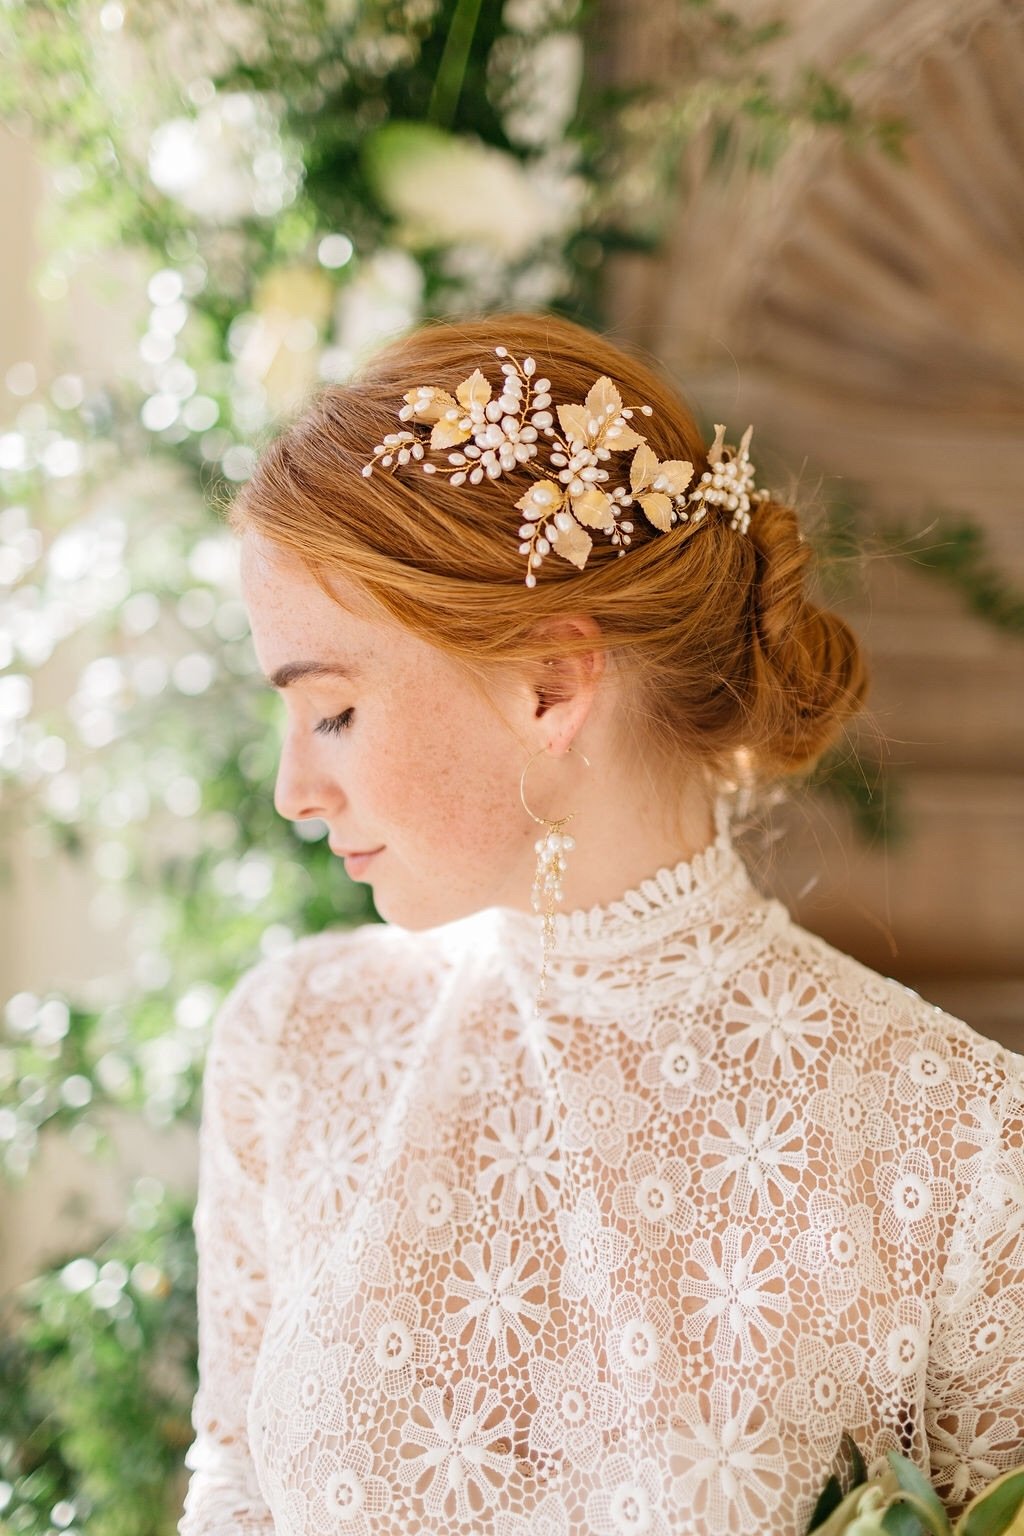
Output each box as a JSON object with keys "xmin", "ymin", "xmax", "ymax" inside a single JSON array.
[
  {"xmin": 925, "ymin": 1048, "xmax": 1024, "ymax": 1518},
  {"xmin": 177, "ymin": 953, "xmax": 296, "ymax": 1534}
]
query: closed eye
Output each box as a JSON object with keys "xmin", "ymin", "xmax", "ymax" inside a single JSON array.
[{"xmin": 315, "ymin": 709, "xmax": 354, "ymax": 736}]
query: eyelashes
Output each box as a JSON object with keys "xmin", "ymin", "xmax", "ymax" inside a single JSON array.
[{"xmin": 315, "ymin": 709, "xmax": 354, "ymax": 736}]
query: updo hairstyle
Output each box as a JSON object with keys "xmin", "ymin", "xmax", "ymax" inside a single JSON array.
[{"xmin": 227, "ymin": 310, "xmax": 869, "ymax": 838}]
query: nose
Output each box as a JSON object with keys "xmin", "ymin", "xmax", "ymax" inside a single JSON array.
[{"xmin": 273, "ymin": 726, "xmax": 344, "ymax": 826}]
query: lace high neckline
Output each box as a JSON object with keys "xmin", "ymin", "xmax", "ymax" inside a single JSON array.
[{"xmin": 486, "ymin": 789, "xmax": 755, "ymax": 961}]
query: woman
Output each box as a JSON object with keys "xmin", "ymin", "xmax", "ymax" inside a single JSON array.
[{"xmin": 178, "ymin": 312, "xmax": 1024, "ymax": 1536}]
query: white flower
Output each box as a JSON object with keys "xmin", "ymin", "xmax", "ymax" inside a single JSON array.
[
  {"xmin": 400, "ymin": 1156, "xmax": 475, "ymax": 1253},
  {"xmin": 330, "ymin": 1009, "xmax": 414, "ymax": 1102},
  {"xmin": 443, "ymin": 1231, "xmax": 548, "ymax": 1367},
  {"xmin": 789, "ymin": 1191, "xmax": 886, "ymax": 1310},
  {"xmin": 309, "ymin": 1440, "xmax": 392, "ymax": 1534},
  {"xmin": 528, "ymin": 1340, "xmax": 624, "ymax": 1472},
  {"xmin": 923, "ymin": 1394, "xmax": 1022, "ymax": 1506},
  {"xmin": 698, "ymin": 1089, "xmax": 807, "ymax": 1217},
  {"xmin": 438, "ymin": 1039, "xmax": 500, "ymax": 1119},
  {"xmin": 668, "ymin": 1382, "xmax": 785, "ymax": 1534},
  {"xmin": 724, "ymin": 964, "xmax": 830, "ymax": 1078},
  {"xmin": 946, "ymin": 1093, "xmax": 1008, "ymax": 1185},
  {"xmin": 354, "ymin": 1292, "xmax": 439, "ymax": 1397},
  {"xmin": 805, "ymin": 1056, "xmax": 899, "ymax": 1170},
  {"xmin": 363, "ymin": 121, "xmax": 576, "ymax": 260},
  {"xmin": 556, "ymin": 1187, "xmax": 629, "ymax": 1311},
  {"xmin": 776, "ymin": 1333, "xmax": 870, "ymax": 1439},
  {"xmin": 609, "ymin": 1292, "xmax": 681, "ymax": 1402},
  {"xmin": 499, "ymin": 34, "xmax": 585, "ymax": 148},
  {"xmin": 559, "ymin": 1057, "xmax": 648, "ymax": 1168},
  {"xmin": 287, "ymin": 1112, "xmax": 375, "ymax": 1224},
  {"xmin": 874, "ymin": 1148, "xmax": 956, "ymax": 1250},
  {"xmin": 586, "ymin": 1451, "xmax": 673, "ymax": 1536},
  {"xmin": 396, "ymin": 1380, "xmax": 514, "ymax": 1522},
  {"xmin": 326, "ymin": 1196, "xmax": 398, "ymax": 1307},
  {"xmin": 612, "ymin": 1150, "xmax": 696, "ymax": 1249},
  {"xmin": 266, "ymin": 1335, "xmax": 352, "ymax": 1458},
  {"xmin": 892, "ymin": 1030, "xmax": 973, "ymax": 1110},
  {"xmin": 928, "ymin": 1286, "xmax": 1022, "ymax": 1388},
  {"xmin": 679, "ymin": 1227, "xmax": 788, "ymax": 1366},
  {"xmin": 494, "ymin": 1491, "xmax": 570, "ymax": 1536},
  {"xmin": 867, "ymin": 1295, "xmax": 929, "ymax": 1392},
  {"xmin": 475, "ymin": 1099, "xmax": 561, "ymax": 1219},
  {"xmin": 639, "ymin": 1019, "xmax": 721, "ymax": 1112},
  {"xmin": 858, "ymin": 977, "xmax": 897, "ymax": 1040}
]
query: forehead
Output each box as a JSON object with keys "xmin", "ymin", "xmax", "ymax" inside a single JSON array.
[{"xmin": 238, "ymin": 532, "xmax": 389, "ymax": 669}]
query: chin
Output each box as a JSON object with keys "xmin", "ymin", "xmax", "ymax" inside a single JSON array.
[{"xmin": 373, "ymin": 885, "xmax": 481, "ymax": 935}]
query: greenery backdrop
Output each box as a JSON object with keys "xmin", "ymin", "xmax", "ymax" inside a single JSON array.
[{"xmin": 0, "ymin": 1, "xmax": 992, "ymax": 1530}]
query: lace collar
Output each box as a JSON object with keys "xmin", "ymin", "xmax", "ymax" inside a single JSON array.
[{"xmin": 483, "ymin": 789, "xmax": 759, "ymax": 963}]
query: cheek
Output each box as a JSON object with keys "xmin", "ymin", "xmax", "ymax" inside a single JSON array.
[{"xmin": 373, "ymin": 711, "xmax": 511, "ymax": 836}]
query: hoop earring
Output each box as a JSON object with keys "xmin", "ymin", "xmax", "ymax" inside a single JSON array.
[{"xmin": 520, "ymin": 742, "xmax": 591, "ymax": 1016}]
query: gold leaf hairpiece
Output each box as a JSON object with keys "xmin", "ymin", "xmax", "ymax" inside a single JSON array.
[{"xmin": 361, "ymin": 345, "xmax": 770, "ymax": 586}]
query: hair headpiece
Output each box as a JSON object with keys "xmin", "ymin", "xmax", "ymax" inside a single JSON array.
[{"xmin": 361, "ymin": 344, "xmax": 770, "ymax": 587}]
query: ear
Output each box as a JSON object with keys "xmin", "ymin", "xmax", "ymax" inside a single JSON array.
[{"xmin": 529, "ymin": 614, "xmax": 606, "ymax": 738}]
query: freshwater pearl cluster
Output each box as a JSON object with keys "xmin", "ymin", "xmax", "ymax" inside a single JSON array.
[{"xmin": 531, "ymin": 827, "xmax": 576, "ymax": 914}]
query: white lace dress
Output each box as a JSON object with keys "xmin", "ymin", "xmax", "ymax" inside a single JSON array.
[{"xmin": 178, "ymin": 793, "xmax": 1024, "ymax": 1536}]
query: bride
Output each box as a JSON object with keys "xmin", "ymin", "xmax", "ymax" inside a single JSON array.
[{"xmin": 178, "ymin": 311, "xmax": 1024, "ymax": 1536}]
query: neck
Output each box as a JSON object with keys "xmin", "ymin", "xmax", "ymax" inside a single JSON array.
[{"xmin": 503, "ymin": 767, "xmax": 720, "ymax": 917}]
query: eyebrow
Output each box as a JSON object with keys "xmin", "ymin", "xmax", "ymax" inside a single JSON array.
[{"xmin": 266, "ymin": 660, "xmax": 362, "ymax": 689}]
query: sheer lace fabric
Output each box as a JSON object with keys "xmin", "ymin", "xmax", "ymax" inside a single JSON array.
[{"xmin": 178, "ymin": 794, "xmax": 1024, "ymax": 1536}]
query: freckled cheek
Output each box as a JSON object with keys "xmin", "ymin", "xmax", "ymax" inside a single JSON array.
[{"xmin": 384, "ymin": 726, "xmax": 501, "ymax": 834}]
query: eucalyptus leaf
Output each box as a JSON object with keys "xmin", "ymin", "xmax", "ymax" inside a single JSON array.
[
  {"xmin": 887, "ymin": 1454, "xmax": 953, "ymax": 1536},
  {"xmin": 883, "ymin": 1503, "xmax": 929, "ymax": 1536},
  {"xmin": 809, "ymin": 1473, "xmax": 846, "ymax": 1531},
  {"xmin": 842, "ymin": 1431, "xmax": 868, "ymax": 1489},
  {"xmin": 955, "ymin": 1467, "xmax": 1024, "ymax": 1536}
]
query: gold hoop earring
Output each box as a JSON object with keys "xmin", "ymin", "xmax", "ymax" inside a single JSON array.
[{"xmin": 520, "ymin": 742, "xmax": 591, "ymax": 1015}]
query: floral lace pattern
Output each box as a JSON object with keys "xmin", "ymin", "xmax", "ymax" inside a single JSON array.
[{"xmin": 178, "ymin": 796, "xmax": 1024, "ymax": 1535}]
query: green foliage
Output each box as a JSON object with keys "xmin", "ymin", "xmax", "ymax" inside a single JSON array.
[
  {"xmin": 877, "ymin": 513, "xmax": 1024, "ymax": 635},
  {"xmin": 807, "ymin": 1434, "xmax": 1024, "ymax": 1536},
  {"xmin": 0, "ymin": 1188, "xmax": 198, "ymax": 1535}
]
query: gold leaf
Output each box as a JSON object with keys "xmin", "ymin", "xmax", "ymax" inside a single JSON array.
[
  {"xmin": 430, "ymin": 415, "xmax": 471, "ymax": 449},
  {"xmin": 583, "ymin": 376, "xmax": 623, "ymax": 432},
  {"xmin": 568, "ymin": 497, "xmax": 617, "ymax": 540},
  {"xmin": 514, "ymin": 478, "xmax": 562, "ymax": 515},
  {"xmin": 630, "ymin": 442, "xmax": 659, "ymax": 493},
  {"xmin": 604, "ymin": 420, "xmax": 646, "ymax": 451},
  {"xmin": 552, "ymin": 518, "xmax": 593, "ymax": 571},
  {"xmin": 655, "ymin": 459, "xmax": 694, "ymax": 495},
  {"xmin": 638, "ymin": 492, "xmax": 674, "ymax": 532},
  {"xmin": 571, "ymin": 488, "xmax": 615, "ymax": 531},
  {"xmin": 456, "ymin": 369, "xmax": 492, "ymax": 411},
  {"xmin": 402, "ymin": 386, "xmax": 458, "ymax": 423},
  {"xmin": 556, "ymin": 403, "xmax": 590, "ymax": 444}
]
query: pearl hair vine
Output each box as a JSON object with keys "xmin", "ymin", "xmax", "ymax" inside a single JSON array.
[{"xmin": 361, "ymin": 344, "xmax": 771, "ymax": 587}]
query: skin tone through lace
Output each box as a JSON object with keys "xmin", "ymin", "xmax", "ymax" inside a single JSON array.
[{"xmin": 238, "ymin": 529, "xmax": 717, "ymax": 927}]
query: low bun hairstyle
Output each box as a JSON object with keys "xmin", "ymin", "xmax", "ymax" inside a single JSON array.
[
  {"xmin": 745, "ymin": 494, "xmax": 870, "ymax": 779},
  {"xmin": 228, "ymin": 309, "xmax": 869, "ymax": 829}
]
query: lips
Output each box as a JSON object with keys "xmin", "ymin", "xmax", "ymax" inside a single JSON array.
[{"xmin": 330, "ymin": 843, "xmax": 383, "ymax": 858}]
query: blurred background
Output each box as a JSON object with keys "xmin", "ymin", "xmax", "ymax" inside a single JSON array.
[{"xmin": 0, "ymin": 0, "xmax": 1021, "ymax": 1530}]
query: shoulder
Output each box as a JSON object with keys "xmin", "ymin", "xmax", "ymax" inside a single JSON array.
[
  {"xmin": 774, "ymin": 911, "xmax": 1022, "ymax": 1073},
  {"xmin": 213, "ymin": 912, "xmax": 479, "ymax": 1051},
  {"xmin": 775, "ymin": 917, "xmax": 1024, "ymax": 1182}
]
